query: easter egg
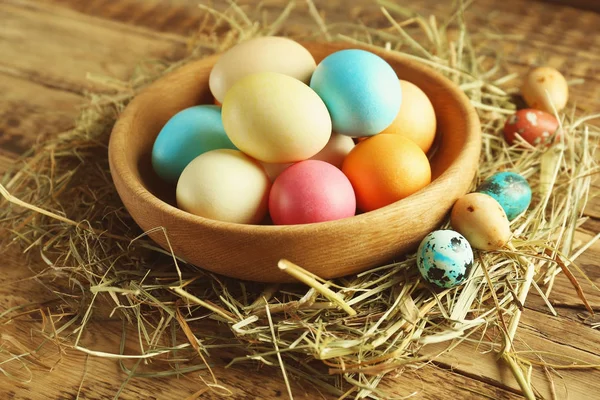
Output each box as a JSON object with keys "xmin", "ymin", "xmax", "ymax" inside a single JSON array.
[
  {"xmin": 176, "ymin": 149, "xmax": 270, "ymax": 224},
  {"xmin": 222, "ymin": 72, "xmax": 332, "ymax": 163},
  {"xmin": 260, "ymin": 133, "xmax": 355, "ymax": 181},
  {"xmin": 309, "ymin": 132, "xmax": 355, "ymax": 169},
  {"xmin": 342, "ymin": 134, "xmax": 431, "ymax": 212},
  {"xmin": 476, "ymin": 172, "xmax": 532, "ymax": 221},
  {"xmin": 521, "ymin": 66, "xmax": 569, "ymax": 114},
  {"xmin": 260, "ymin": 161, "xmax": 291, "ymax": 182},
  {"xmin": 450, "ymin": 193, "xmax": 511, "ymax": 251},
  {"xmin": 379, "ymin": 80, "xmax": 437, "ymax": 153},
  {"xmin": 269, "ymin": 160, "xmax": 356, "ymax": 225},
  {"xmin": 503, "ymin": 109, "xmax": 559, "ymax": 147},
  {"xmin": 417, "ymin": 230, "xmax": 474, "ymax": 289},
  {"xmin": 151, "ymin": 105, "xmax": 236, "ymax": 183},
  {"xmin": 209, "ymin": 37, "xmax": 316, "ymax": 103},
  {"xmin": 310, "ymin": 49, "xmax": 402, "ymax": 136}
]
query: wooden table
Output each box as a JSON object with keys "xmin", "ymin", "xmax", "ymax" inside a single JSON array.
[{"xmin": 1, "ymin": 0, "xmax": 599, "ymax": 399}]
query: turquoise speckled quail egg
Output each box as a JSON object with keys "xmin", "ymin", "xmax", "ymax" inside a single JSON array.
[
  {"xmin": 417, "ymin": 230, "xmax": 474, "ymax": 289},
  {"xmin": 476, "ymin": 171, "xmax": 532, "ymax": 221}
]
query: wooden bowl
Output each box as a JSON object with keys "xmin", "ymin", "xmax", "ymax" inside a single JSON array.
[{"xmin": 109, "ymin": 42, "xmax": 481, "ymax": 283}]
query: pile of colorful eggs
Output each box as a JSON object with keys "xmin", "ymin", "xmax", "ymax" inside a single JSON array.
[
  {"xmin": 151, "ymin": 37, "xmax": 438, "ymax": 225},
  {"xmin": 415, "ymin": 65, "xmax": 568, "ymax": 289}
]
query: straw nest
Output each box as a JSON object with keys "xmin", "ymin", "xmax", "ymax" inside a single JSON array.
[{"xmin": 1, "ymin": 1, "xmax": 598, "ymax": 399}]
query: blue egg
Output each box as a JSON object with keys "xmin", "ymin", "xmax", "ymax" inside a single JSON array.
[
  {"xmin": 476, "ymin": 172, "xmax": 531, "ymax": 221},
  {"xmin": 309, "ymin": 49, "xmax": 402, "ymax": 137},
  {"xmin": 417, "ymin": 230, "xmax": 474, "ymax": 289},
  {"xmin": 152, "ymin": 105, "xmax": 237, "ymax": 183}
]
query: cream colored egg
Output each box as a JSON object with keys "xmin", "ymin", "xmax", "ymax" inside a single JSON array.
[
  {"xmin": 222, "ymin": 72, "xmax": 332, "ymax": 164},
  {"xmin": 209, "ymin": 37, "xmax": 316, "ymax": 103},
  {"xmin": 176, "ymin": 149, "xmax": 270, "ymax": 224},
  {"xmin": 379, "ymin": 80, "xmax": 437, "ymax": 153},
  {"xmin": 450, "ymin": 193, "xmax": 511, "ymax": 251},
  {"xmin": 521, "ymin": 66, "xmax": 569, "ymax": 114},
  {"xmin": 310, "ymin": 132, "xmax": 355, "ymax": 168}
]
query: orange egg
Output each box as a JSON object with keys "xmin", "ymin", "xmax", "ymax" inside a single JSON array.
[
  {"xmin": 342, "ymin": 134, "xmax": 431, "ymax": 212},
  {"xmin": 379, "ymin": 80, "xmax": 436, "ymax": 153}
]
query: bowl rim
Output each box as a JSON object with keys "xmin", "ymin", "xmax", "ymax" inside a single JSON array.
[{"xmin": 109, "ymin": 41, "xmax": 481, "ymax": 236}]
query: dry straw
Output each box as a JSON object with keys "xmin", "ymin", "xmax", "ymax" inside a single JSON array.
[{"xmin": 1, "ymin": 1, "xmax": 599, "ymax": 399}]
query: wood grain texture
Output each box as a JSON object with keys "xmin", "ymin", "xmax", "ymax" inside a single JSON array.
[
  {"xmin": 0, "ymin": 0, "xmax": 599, "ymax": 398},
  {"xmin": 0, "ymin": 1, "xmax": 186, "ymax": 94},
  {"xmin": 0, "ymin": 73, "xmax": 82, "ymax": 154},
  {"xmin": 108, "ymin": 42, "xmax": 481, "ymax": 282},
  {"xmin": 434, "ymin": 323, "xmax": 600, "ymax": 400}
]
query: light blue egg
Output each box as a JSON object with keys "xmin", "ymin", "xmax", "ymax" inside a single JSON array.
[
  {"xmin": 152, "ymin": 105, "xmax": 237, "ymax": 183},
  {"xmin": 476, "ymin": 172, "xmax": 531, "ymax": 221},
  {"xmin": 309, "ymin": 49, "xmax": 402, "ymax": 137},
  {"xmin": 417, "ymin": 230, "xmax": 474, "ymax": 289}
]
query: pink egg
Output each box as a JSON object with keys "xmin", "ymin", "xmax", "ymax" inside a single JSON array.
[{"xmin": 269, "ymin": 160, "xmax": 356, "ymax": 225}]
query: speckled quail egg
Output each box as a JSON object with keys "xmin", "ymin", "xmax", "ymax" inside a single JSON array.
[{"xmin": 417, "ymin": 230, "xmax": 474, "ymax": 289}]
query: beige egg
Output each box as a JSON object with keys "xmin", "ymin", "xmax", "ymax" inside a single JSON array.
[
  {"xmin": 209, "ymin": 37, "xmax": 316, "ymax": 103},
  {"xmin": 450, "ymin": 193, "xmax": 511, "ymax": 251},
  {"xmin": 310, "ymin": 132, "xmax": 355, "ymax": 169},
  {"xmin": 261, "ymin": 161, "xmax": 292, "ymax": 181},
  {"xmin": 260, "ymin": 133, "xmax": 355, "ymax": 181},
  {"xmin": 379, "ymin": 80, "xmax": 437, "ymax": 153},
  {"xmin": 521, "ymin": 66, "xmax": 569, "ymax": 114},
  {"xmin": 222, "ymin": 72, "xmax": 332, "ymax": 164},
  {"xmin": 176, "ymin": 149, "xmax": 270, "ymax": 224}
]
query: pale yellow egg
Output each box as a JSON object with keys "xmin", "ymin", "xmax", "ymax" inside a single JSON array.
[{"xmin": 222, "ymin": 72, "xmax": 332, "ymax": 164}]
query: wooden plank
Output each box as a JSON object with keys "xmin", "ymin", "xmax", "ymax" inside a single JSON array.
[
  {"xmin": 0, "ymin": 1, "xmax": 187, "ymax": 95},
  {"xmin": 38, "ymin": 0, "xmax": 207, "ymax": 36},
  {"xmin": 539, "ymin": 0, "xmax": 600, "ymax": 13},
  {"xmin": 585, "ymin": 182, "xmax": 600, "ymax": 219},
  {"xmin": 520, "ymin": 309, "xmax": 600, "ymax": 358},
  {"xmin": 542, "ymin": 220, "xmax": 600, "ymax": 309},
  {"xmin": 0, "ymin": 73, "xmax": 82, "ymax": 154},
  {"xmin": 431, "ymin": 313, "xmax": 600, "ymax": 400}
]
